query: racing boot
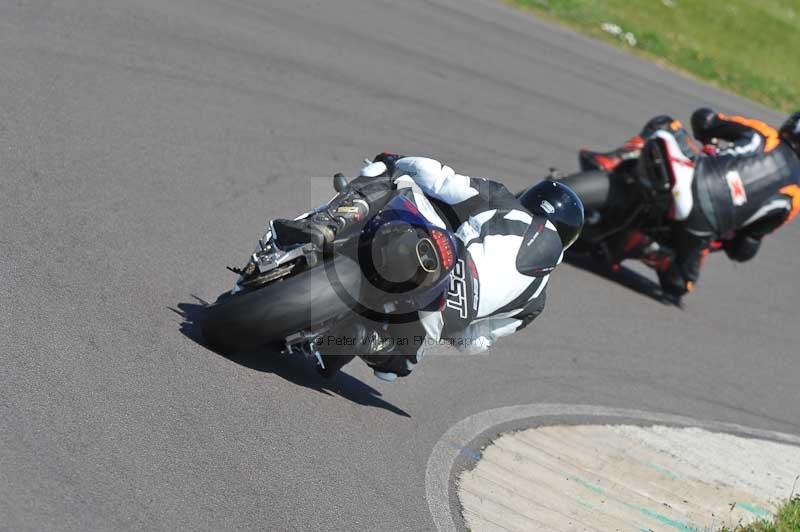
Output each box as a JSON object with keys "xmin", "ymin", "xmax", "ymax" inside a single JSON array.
[
  {"xmin": 640, "ymin": 241, "xmax": 675, "ymax": 272},
  {"xmin": 579, "ymin": 134, "xmax": 645, "ymax": 172},
  {"xmin": 272, "ymin": 189, "xmax": 369, "ymax": 249},
  {"xmin": 620, "ymin": 230, "xmax": 676, "ymax": 272},
  {"xmin": 604, "ymin": 229, "xmax": 675, "ymax": 272}
]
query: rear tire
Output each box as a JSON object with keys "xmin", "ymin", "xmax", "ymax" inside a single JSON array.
[
  {"xmin": 555, "ymin": 170, "xmax": 612, "ymax": 211},
  {"xmin": 201, "ymin": 254, "xmax": 364, "ymax": 352},
  {"xmin": 556, "ymin": 170, "xmax": 631, "ymax": 251}
]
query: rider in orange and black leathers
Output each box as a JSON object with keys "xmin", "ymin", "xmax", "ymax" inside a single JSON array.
[{"xmin": 588, "ymin": 110, "xmax": 800, "ymax": 300}]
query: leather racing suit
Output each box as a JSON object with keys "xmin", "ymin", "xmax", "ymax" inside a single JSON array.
[
  {"xmin": 589, "ymin": 112, "xmax": 800, "ymax": 297},
  {"xmin": 318, "ymin": 156, "xmax": 565, "ymax": 380}
]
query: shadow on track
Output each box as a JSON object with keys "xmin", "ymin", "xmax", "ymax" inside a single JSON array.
[
  {"xmin": 565, "ymin": 252, "xmax": 682, "ymax": 308},
  {"xmin": 171, "ymin": 298, "xmax": 410, "ymax": 418}
]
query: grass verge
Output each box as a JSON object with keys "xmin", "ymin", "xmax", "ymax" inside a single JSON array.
[
  {"xmin": 719, "ymin": 497, "xmax": 800, "ymax": 531},
  {"xmin": 508, "ymin": 0, "xmax": 799, "ymax": 112}
]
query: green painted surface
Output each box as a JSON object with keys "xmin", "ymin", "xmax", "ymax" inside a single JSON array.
[
  {"xmin": 571, "ymin": 476, "xmax": 605, "ymax": 495},
  {"xmin": 646, "ymin": 461, "xmax": 679, "ymax": 480},
  {"xmin": 736, "ymin": 501, "xmax": 773, "ymax": 519},
  {"xmin": 623, "ymin": 502, "xmax": 698, "ymax": 532}
]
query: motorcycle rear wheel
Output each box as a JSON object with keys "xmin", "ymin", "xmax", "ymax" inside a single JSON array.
[{"xmin": 554, "ymin": 170, "xmax": 612, "ymax": 211}]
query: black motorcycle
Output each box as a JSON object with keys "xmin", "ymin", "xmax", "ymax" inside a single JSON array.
[
  {"xmin": 201, "ymin": 174, "xmax": 458, "ymax": 364},
  {"xmin": 538, "ymin": 144, "xmax": 687, "ymax": 270}
]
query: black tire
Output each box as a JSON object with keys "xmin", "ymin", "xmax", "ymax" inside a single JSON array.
[
  {"xmin": 555, "ymin": 170, "xmax": 612, "ymax": 211},
  {"xmin": 201, "ymin": 254, "xmax": 364, "ymax": 352}
]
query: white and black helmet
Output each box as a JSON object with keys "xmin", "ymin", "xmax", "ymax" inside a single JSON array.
[{"xmin": 519, "ymin": 181, "xmax": 585, "ymax": 249}]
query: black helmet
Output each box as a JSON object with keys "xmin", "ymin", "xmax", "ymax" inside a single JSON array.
[
  {"xmin": 519, "ymin": 181, "xmax": 584, "ymax": 249},
  {"xmin": 779, "ymin": 111, "xmax": 800, "ymax": 154},
  {"xmin": 690, "ymin": 107, "xmax": 717, "ymax": 143}
]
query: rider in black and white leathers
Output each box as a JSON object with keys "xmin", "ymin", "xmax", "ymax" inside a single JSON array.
[
  {"xmin": 315, "ymin": 155, "xmax": 580, "ymax": 381},
  {"xmin": 388, "ymin": 157, "xmax": 559, "ymax": 345}
]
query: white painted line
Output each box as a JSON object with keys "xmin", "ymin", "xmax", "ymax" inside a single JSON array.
[{"xmin": 425, "ymin": 404, "xmax": 800, "ymax": 532}]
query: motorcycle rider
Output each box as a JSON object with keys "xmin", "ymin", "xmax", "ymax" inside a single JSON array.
[
  {"xmin": 273, "ymin": 155, "xmax": 584, "ymax": 381},
  {"xmin": 583, "ymin": 110, "xmax": 800, "ymax": 299}
]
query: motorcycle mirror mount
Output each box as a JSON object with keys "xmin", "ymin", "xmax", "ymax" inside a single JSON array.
[{"xmin": 333, "ymin": 173, "xmax": 348, "ymax": 192}]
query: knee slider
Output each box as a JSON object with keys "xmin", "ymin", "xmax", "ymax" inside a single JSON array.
[{"xmin": 724, "ymin": 235, "xmax": 761, "ymax": 262}]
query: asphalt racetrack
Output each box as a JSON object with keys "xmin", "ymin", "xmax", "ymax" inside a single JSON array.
[{"xmin": 2, "ymin": 1, "xmax": 798, "ymax": 531}]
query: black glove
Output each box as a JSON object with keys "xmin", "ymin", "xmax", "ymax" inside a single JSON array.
[{"xmin": 372, "ymin": 152, "xmax": 404, "ymax": 177}]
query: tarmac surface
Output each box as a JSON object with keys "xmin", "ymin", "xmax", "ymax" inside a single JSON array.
[{"xmin": 2, "ymin": 0, "xmax": 798, "ymax": 531}]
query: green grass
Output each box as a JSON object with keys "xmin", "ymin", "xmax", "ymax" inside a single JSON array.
[
  {"xmin": 718, "ymin": 497, "xmax": 800, "ymax": 531},
  {"xmin": 508, "ymin": 0, "xmax": 800, "ymax": 112}
]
